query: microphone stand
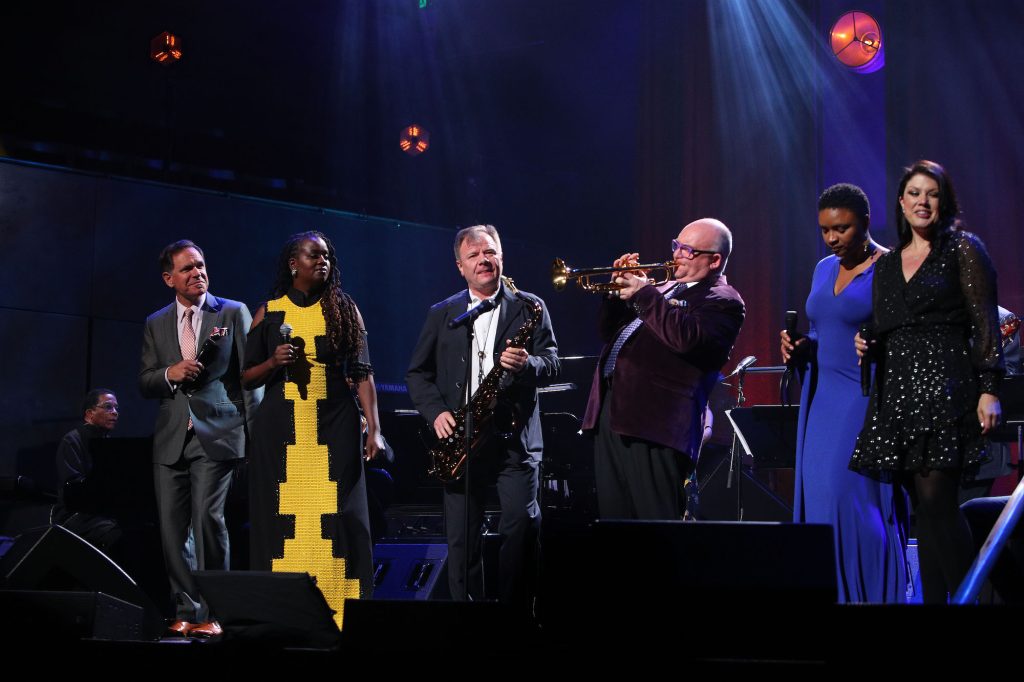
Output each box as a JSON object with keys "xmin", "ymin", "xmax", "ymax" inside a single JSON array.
[
  {"xmin": 448, "ymin": 296, "xmax": 496, "ymax": 602},
  {"xmin": 727, "ymin": 364, "xmax": 749, "ymax": 520},
  {"xmin": 462, "ymin": 319, "xmax": 475, "ymax": 601}
]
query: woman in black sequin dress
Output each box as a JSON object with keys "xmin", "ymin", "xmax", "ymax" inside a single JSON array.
[{"xmin": 850, "ymin": 160, "xmax": 1004, "ymax": 603}]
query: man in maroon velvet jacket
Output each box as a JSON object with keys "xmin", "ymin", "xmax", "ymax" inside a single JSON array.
[{"xmin": 581, "ymin": 218, "xmax": 745, "ymax": 519}]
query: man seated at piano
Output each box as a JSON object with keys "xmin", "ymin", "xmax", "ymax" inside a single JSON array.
[{"xmin": 52, "ymin": 388, "xmax": 121, "ymax": 551}]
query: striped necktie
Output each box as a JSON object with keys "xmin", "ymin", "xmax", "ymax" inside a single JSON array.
[
  {"xmin": 602, "ymin": 283, "xmax": 684, "ymax": 378},
  {"xmin": 180, "ymin": 308, "xmax": 196, "ymax": 430}
]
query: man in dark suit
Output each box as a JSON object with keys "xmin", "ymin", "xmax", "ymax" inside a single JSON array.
[
  {"xmin": 406, "ymin": 224, "xmax": 559, "ymax": 608},
  {"xmin": 582, "ymin": 218, "xmax": 745, "ymax": 520},
  {"xmin": 139, "ymin": 239, "xmax": 261, "ymax": 636},
  {"xmin": 52, "ymin": 389, "xmax": 121, "ymax": 550}
]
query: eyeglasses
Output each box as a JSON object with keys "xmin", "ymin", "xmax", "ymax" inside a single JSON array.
[{"xmin": 671, "ymin": 240, "xmax": 718, "ymax": 260}]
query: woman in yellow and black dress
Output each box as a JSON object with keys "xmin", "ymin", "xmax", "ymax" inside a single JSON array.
[{"xmin": 242, "ymin": 231, "xmax": 384, "ymax": 628}]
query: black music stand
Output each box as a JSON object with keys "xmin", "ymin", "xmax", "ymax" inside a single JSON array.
[{"xmin": 725, "ymin": 405, "xmax": 799, "ymax": 520}]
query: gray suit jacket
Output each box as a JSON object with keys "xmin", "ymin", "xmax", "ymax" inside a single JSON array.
[{"xmin": 139, "ymin": 293, "xmax": 261, "ymax": 464}]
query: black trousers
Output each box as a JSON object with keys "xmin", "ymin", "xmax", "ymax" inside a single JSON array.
[
  {"xmin": 443, "ymin": 445, "xmax": 540, "ymax": 609},
  {"xmin": 594, "ymin": 388, "xmax": 691, "ymax": 520},
  {"xmin": 154, "ymin": 429, "xmax": 234, "ymax": 621}
]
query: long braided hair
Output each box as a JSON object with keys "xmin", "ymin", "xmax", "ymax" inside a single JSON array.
[{"xmin": 270, "ymin": 231, "xmax": 363, "ymax": 367}]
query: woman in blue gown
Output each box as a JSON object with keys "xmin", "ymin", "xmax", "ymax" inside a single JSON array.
[{"xmin": 781, "ymin": 184, "xmax": 907, "ymax": 603}]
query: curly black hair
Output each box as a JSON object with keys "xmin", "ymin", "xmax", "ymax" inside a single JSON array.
[
  {"xmin": 269, "ymin": 231, "xmax": 363, "ymax": 367},
  {"xmin": 818, "ymin": 183, "xmax": 870, "ymax": 226}
]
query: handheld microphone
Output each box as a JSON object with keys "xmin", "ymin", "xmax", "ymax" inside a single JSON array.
[
  {"xmin": 280, "ymin": 322, "xmax": 293, "ymax": 383},
  {"xmin": 780, "ymin": 310, "xmax": 799, "ymax": 406},
  {"xmin": 859, "ymin": 324, "xmax": 874, "ymax": 397},
  {"xmin": 783, "ymin": 310, "xmax": 799, "ymax": 369}
]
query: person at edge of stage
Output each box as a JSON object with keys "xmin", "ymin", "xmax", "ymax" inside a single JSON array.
[
  {"xmin": 851, "ymin": 160, "xmax": 1005, "ymax": 604},
  {"xmin": 52, "ymin": 388, "xmax": 122, "ymax": 551},
  {"xmin": 581, "ymin": 218, "xmax": 745, "ymax": 520},
  {"xmin": 406, "ymin": 224, "xmax": 560, "ymax": 611},
  {"xmin": 242, "ymin": 231, "xmax": 384, "ymax": 630},
  {"xmin": 959, "ymin": 305, "xmax": 1021, "ymax": 504},
  {"xmin": 781, "ymin": 183, "xmax": 907, "ymax": 603},
  {"xmin": 140, "ymin": 239, "xmax": 261, "ymax": 638}
]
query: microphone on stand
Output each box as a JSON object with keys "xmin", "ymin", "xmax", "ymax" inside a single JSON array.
[
  {"xmin": 280, "ymin": 322, "xmax": 293, "ymax": 383},
  {"xmin": 447, "ymin": 297, "xmax": 497, "ymax": 330},
  {"xmin": 727, "ymin": 355, "xmax": 757, "ymax": 379}
]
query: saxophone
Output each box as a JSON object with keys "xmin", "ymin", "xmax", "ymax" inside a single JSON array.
[{"xmin": 427, "ymin": 277, "xmax": 544, "ymax": 483}]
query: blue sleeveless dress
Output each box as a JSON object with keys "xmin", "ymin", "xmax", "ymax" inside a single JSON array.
[{"xmin": 794, "ymin": 256, "xmax": 907, "ymax": 603}]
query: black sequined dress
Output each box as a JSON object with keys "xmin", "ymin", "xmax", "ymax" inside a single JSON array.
[{"xmin": 850, "ymin": 229, "xmax": 1004, "ymax": 478}]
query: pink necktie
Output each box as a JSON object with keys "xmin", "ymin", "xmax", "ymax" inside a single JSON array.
[{"xmin": 181, "ymin": 308, "xmax": 196, "ymax": 431}]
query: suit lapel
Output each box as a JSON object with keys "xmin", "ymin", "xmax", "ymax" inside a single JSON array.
[
  {"xmin": 163, "ymin": 302, "xmax": 183, "ymax": 361},
  {"xmin": 199, "ymin": 293, "xmax": 224, "ymax": 346},
  {"xmin": 492, "ymin": 285, "xmax": 522, "ymax": 354},
  {"xmin": 677, "ymin": 275, "xmax": 716, "ymax": 304}
]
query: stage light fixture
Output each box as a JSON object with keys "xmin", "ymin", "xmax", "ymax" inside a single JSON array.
[
  {"xmin": 829, "ymin": 11, "xmax": 883, "ymax": 73},
  {"xmin": 399, "ymin": 124, "xmax": 430, "ymax": 156},
  {"xmin": 150, "ymin": 31, "xmax": 182, "ymax": 65}
]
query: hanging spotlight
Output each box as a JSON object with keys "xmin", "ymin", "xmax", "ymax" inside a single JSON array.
[
  {"xmin": 829, "ymin": 11, "xmax": 883, "ymax": 73},
  {"xmin": 150, "ymin": 31, "xmax": 182, "ymax": 65},
  {"xmin": 399, "ymin": 124, "xmax": 430, "ymax": 156}
]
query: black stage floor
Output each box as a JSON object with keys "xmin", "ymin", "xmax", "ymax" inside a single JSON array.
[{"xmin": 3, "ymin": 602, "xmax": 1021, "ymax": 672}]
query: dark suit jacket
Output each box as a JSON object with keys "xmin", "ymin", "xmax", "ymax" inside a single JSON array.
[
  {"xmin": 139, "ymin": 293, "xmax": 261, "ymax": 464},
  {"xmin": 406, "ymin": 284, "xmax": 560, "ymax": 463},
  {"xmin": 581, "ymin": 274, "xmax": 745, "ymax": 457}
]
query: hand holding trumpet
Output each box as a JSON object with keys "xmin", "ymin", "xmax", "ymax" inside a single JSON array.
[{"xmin": 611, "ymin": 252, "xmax": 650, "ymax": 301}]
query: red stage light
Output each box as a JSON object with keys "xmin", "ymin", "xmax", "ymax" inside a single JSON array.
[
  {"xmin": 829, "ymin": 11, "xmax": 883, "ymax": 73},
  {"xmin": 399, "ymin": 124, "xmax": 430, "ymax": 156},
  {"xmin": 150, "ymin": 31, "xmax": 182, "ymax": 65}
]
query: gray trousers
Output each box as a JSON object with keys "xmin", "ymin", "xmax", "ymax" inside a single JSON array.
[{"xmin": 154, "ymin": 430, "xmax": 234, "ymax": 621}]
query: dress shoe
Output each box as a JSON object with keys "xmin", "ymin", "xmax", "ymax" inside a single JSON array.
[
  {"xmin": 188, "ymin": 621, "xmax": 223, "ymax": 638},
  {"xmin": 166, "ymin": 620, "xmax": 192, "ymax": 637}
]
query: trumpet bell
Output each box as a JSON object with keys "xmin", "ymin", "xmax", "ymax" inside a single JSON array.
[{"xmin": 551, "ymin": 258, "xmax": 570, "ymax": 291}]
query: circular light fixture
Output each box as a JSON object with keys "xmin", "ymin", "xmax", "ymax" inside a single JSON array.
[
  {"xmin": 399, "ymin": 124, "xmax": 430, "ymax": 156},
  {"xmin": 150, "ymin": 31, "xmax": 182, "ymax": 66},
  {"xmin": 829, "ymin": 11, "xmax": 884, "ymax": 73}
]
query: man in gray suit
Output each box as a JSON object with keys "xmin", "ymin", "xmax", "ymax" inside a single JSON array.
[{"xmin": 139, "ymin": 239, "xmax": 260, "ymax": 636}]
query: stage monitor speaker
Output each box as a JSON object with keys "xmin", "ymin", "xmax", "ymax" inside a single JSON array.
[
  {"xmin": 0, "ymin": 524, "xmax": 163, "ymax": 640},
  {"xmin": 194, "ymin": 570, "xmax": 340, "ymax": 648},
  {"xmin": 595, "ymin": 520, "xmax": 835, "ymax": 603},
  {"xmin": 539, "ymin": 519, "xmax": 836, "ymax": 635},
  {"xmin": 371, "ymin": 542, "xmax": 448, "ymax": 600},
  {"xmin": 343, "ymin": 599, "xmax": 537, "ymax": 653},
  {"xmin": 0, "ymin": 590, "xmax": 143, "ymax": 641}
]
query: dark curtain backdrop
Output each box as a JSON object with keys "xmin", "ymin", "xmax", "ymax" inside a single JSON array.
[
  {"xmin": 635, "ymin": 1, "xmax": 820, "ymax": 404},
  {"xmin": 886, "ymin": 0, "xmax": 1024, "ymax": 316}
]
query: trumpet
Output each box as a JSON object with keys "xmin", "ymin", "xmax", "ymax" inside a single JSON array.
[{"xmin": 551, "ymin": 257, "xmax": 677, "ymax": 293}]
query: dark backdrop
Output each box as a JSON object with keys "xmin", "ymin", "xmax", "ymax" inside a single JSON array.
[{"xmin": 2, "ymin": 1, "xmax": 1022, "ymax": 486}]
